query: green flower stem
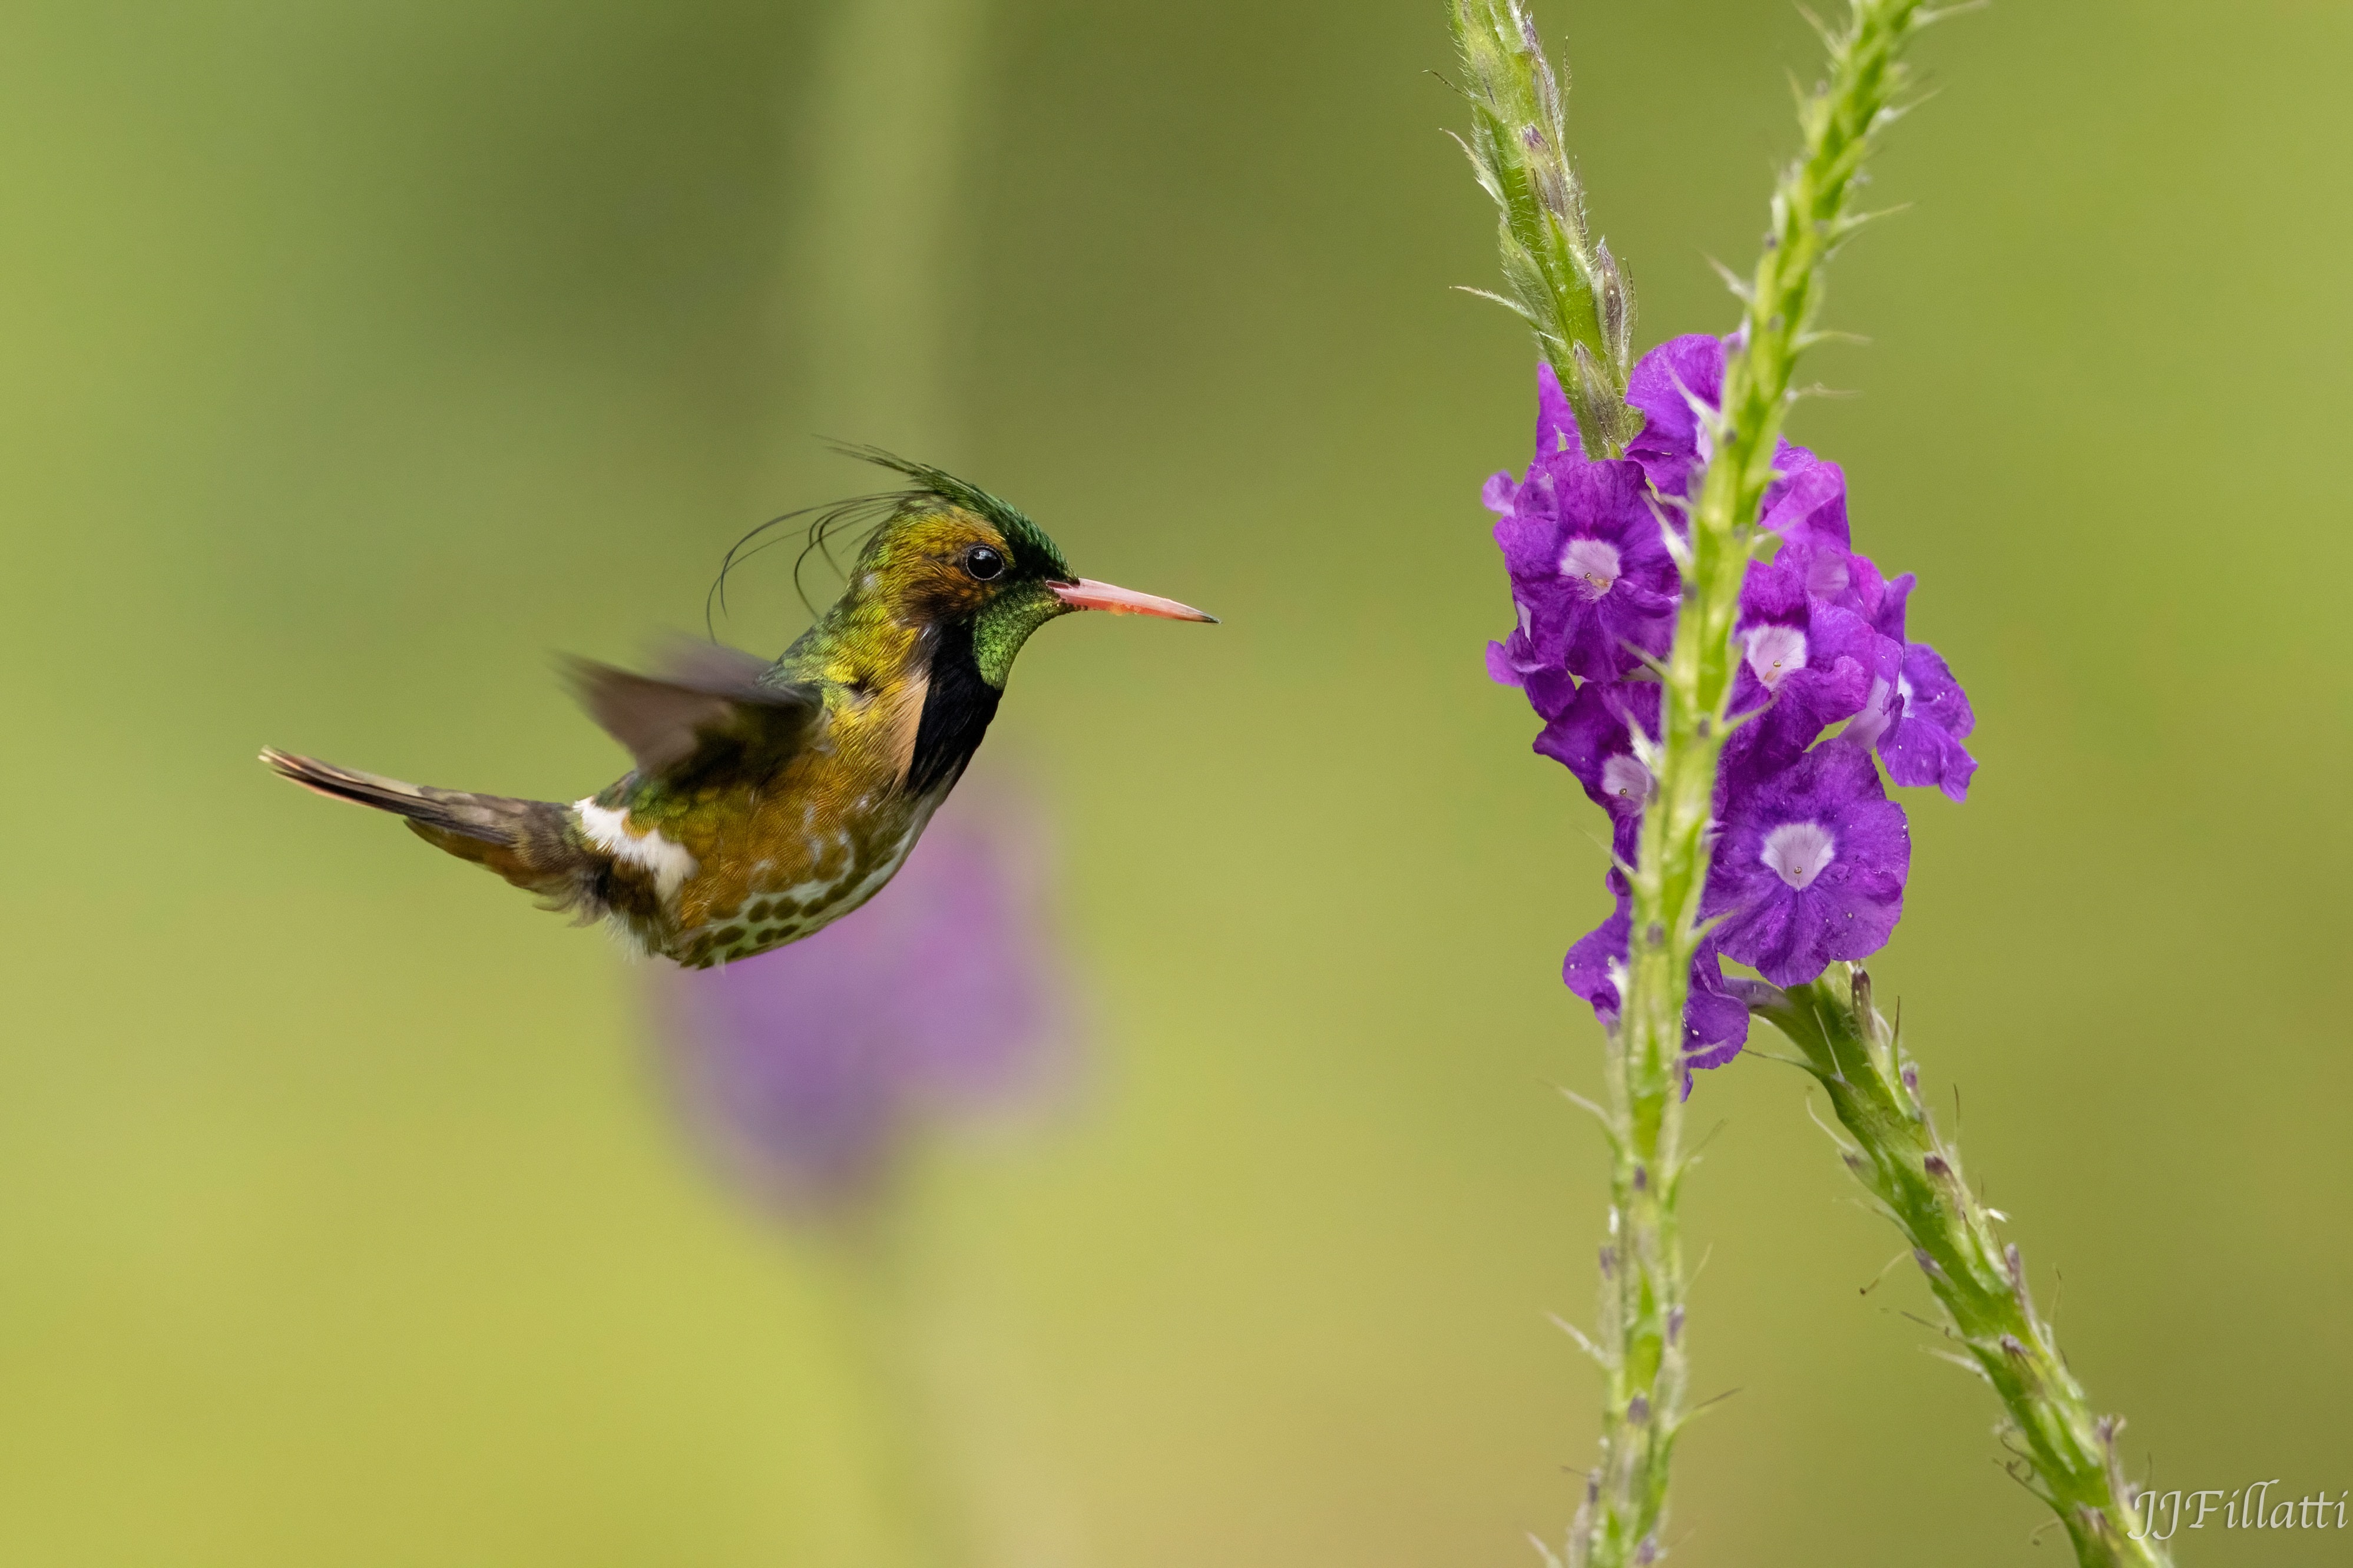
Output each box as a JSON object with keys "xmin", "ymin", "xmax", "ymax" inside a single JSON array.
[
  {"xmin": 1449, "ymin": 0, "xmax": 1639, "ymax": 459},
  {"xmin": 1447, "ymin": 9, "xmax": 1672, "ymax": 1554},
  {"xmin": 1750, "ymin": 970, "xmax": 2170, "ymax": 1567},
  {"xmin": 822, "ymin": 1216, "xmax": 972, "ymax": 1568},
  {"xmin": 1591, "ymin": 6, "xmax": 1944, "ymax": 1558}
]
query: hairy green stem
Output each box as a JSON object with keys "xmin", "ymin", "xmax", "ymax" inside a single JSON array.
[
  {"xmin": 1750, "ymin": 970, "xmax": 2171, "ymax": 1566},
  {"xmin": 1449, "ymin": 0, "xmax": 1638, "ymax": 459},
  {"xmin": 1449, "ymin": 9, "xmax": 1670, "ymax": 1556},
  {"xmin": 1597, "ymin": 5, "xmax": 1947, "ymax": 1559}
]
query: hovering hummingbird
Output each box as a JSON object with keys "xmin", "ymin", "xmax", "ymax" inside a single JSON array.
[{"xmin": 262, "ymin": 452, "xmax": 1214, "ymax": 968}]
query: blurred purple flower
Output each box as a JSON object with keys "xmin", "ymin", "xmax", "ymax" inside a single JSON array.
[{"xmin": 650, "ymin": 788, "xmax": 1077, "ymax": 1221}]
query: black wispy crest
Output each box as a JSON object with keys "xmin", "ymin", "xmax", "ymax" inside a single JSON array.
[
  {"xmin": 705, "ymin": 446, "xmax": 1071, "ymax": 637},
  {"xmin": 705, "ymin": 492, "xmax": 904, "ymax": 635}
]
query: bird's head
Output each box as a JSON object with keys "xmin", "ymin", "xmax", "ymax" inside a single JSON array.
[{"xmin": 828, "ymin": 450, "xmax": 1215, "ymax": 687}]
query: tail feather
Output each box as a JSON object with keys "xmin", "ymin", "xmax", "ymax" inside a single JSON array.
[{"xmin": 259, "ymin": 747, "xmax": 603, "ymax": 917}]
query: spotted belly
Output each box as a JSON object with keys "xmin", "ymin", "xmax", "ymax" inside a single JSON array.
[
  {"xmin": 633, "ymin": 791, "xmax": 941, "ymax": 969},
  {"xmin": 671, "ymin": 835, "xmax": 909, "ymax": 966}
]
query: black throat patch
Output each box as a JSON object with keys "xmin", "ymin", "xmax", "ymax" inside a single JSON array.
[{"xmin": 906, "ymin": 620, "xmax": 1002, "ymax": 795}]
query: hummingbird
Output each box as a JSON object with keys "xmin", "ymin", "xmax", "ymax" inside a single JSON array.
[{"xmin": 261, "ymin": 452, "xmax": 1214, "ymax": 969}]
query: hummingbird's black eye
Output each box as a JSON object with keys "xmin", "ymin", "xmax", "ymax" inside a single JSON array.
[{"xmin": 961, "ymin": 545, "xmax": 1005, "ymax": 582}]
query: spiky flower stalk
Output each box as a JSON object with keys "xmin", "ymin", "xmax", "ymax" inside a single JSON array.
[
  {"xmin": 1449, "ymin": 0, "xmax": 1638, "ymax": 459},
  {"xmin": 1748, "ymin": 970, "xmax": 2170, "ymax": 1566},
  {"xmin": 1649, "ymin": 0, "xmax": 1948, "ymax": 1100},
  {"xmin": 1455, "ymin": 3, "xmax": 1950, "ymax": 1563},
  {"xmin": 1449, "ymin": 9, "xmax": 1673, "ymax": 1554}
]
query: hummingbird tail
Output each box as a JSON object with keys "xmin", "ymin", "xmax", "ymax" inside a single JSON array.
[{"xmin": 259, "ymin": 748, "xmax": 604, "ymax": 918}]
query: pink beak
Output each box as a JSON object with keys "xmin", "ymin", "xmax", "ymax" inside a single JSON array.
[{"xmin": 1050, "ymin": 578, "xmax": 1218, "ymax": 622}]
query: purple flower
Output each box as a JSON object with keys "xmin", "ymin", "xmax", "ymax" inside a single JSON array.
[
  {"xmin": 1624, "ymin": 334, "xmax": 1725, "ymax": 504},
  {"xmin": 1846, "ymin": 573, "xmax": 1980, "ymax": 801},
  {"xmin": 1560, "ymin": 891, "xmax": 1632, "ymax": 1018},
  {"xmin": 1487, "ymin": 638, "xmax": 1578, "ymax": 723},
  {"xmin": 1485, "ymin": 365, "xmax": 1679, "ymax": 684},
  {"xmin": 1626, "ymin": 334, "xmax": 1822, "ymax": 528},
  {"xmin": 649, "ymin": 788, "xmax": 1075, "ymax": 1220},
  {"xmin": 1703, "ymin": 743, "xmax": 1911, "ymax": 987},
  {"xmin": 1535, "ymin": 678, "xmax": 1658, "ymax": 864},
  {"xmin": 1719, "ymin": 659, "xmax": 1877, "ymax": 804},
  {"xmin": 1760, "ymin": 450, "xmax": 1852, "ymax": 556},
  {"xmin": 1729, "ymin": 553, "xmax": 1900, "ymax": 720},
  {"xmin": 1562, "ymin": 884, "xmax": 1752, "ymax": 1085}
]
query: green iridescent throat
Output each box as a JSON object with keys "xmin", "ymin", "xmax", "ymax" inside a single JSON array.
[{"xmin": 974, "ymin": 581, "xmax": 1070, "ymax": 689}]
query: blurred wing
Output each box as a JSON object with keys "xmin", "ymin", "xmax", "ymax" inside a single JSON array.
[{"xmin": 565, "ymin": 642, "xmax": 822, "ymax": 777}]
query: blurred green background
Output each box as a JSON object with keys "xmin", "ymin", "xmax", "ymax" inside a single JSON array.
[{"xmin": 4, "ymin": 0, "xmax": 2348, "ymax": 1562}]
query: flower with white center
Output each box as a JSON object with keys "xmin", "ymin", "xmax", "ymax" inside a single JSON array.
[
  {"xmin": 1743, "ymin": 624, "xmax": 1809, "ymax": 690},
  {"xmin": 1561, "ymin": 536, "xmax": 1623, "ymax": 600},
  {"xmin": 1759, "ymin": 821, "xmax": 1836, "ymax": 890},
  {"xmin": 1600, "ymin": 752, "xmax": 1652, "ymax": 806},
  {"xmin": 1484, "ymin": 364, "xmax": 1680, "ymax": 683},
  {"xmin": 1704, "ymin": 744, "xmax": 1910, "ymax": 987},
  {"xmin": 1730, "ymin": 554, "xmax": 1899, "ymax": 721}
]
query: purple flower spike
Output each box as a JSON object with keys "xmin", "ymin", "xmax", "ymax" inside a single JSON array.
[
  {"xmin": 1704, "ymin": 744, "xmax": 1911, "ymax": 987},
  {"xmin": 1485, "ymin": 366, "xmax": 1680, "ymax": 683},
  {"xmin": 651, "ymin": 788, "xmax": 1075, "ymax": 1221},
  {"xmin": 1477, "ymin": 342, "xmax": 1985, "ymax": 1100}
]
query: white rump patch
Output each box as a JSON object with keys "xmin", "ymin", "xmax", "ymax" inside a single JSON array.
[
  {"xmin": 1560, "ymin": 537, "xmax": 1623, "ymax": 600},
  {"xmin": 1760, "ymin": 821, "xmax": 1836, "ymax": 891},
  {"xmin": 1743, "ymin": 624, "xmax": 1807, "ymax": 690},
  {"xmin": 573, "ymin": 799, "xmax": 699, "ymax": 901}
]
